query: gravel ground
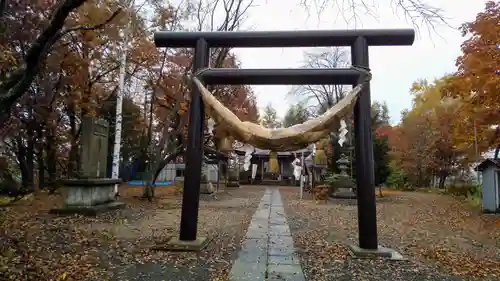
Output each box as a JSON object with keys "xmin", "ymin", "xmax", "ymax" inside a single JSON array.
[
  {"xmin": 4, "ymin": 186, "xmax": 499, "ymax": 281},
  {"xmin": 90, "ymin": 186, "xmax": 267, "ymax": 281},
  {"xmin": 280, "ymin": 187, "xmax": 500, "ymax": 281},
  {"xmin": 0, "ymin": 185, "xmax": 266, "ymax": 281}
]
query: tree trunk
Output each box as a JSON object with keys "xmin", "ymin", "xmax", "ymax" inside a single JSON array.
[
  {"xmin": 37, "ymin": 126, "xmax": 45, "ymax": 190},
  {"xmin": 438, "ymin": 174, "xmax": 447, "ymax": 189},
  {"xmin": 16, "ymin": 138, "xmax": 30, "ymax": 194},
  {"xmin": 25, "ymin": 124, "xmax": 35, "ymax": 193},
  {"xmin": 106, "ymin": 121, "xmax": 115, "ymax": 178},
  {"xmin": 104, "ymin": 94, "xmax": 117, "ymax": 178},
  {"xmin": 111, "ymin": 46, "xmax": 127, "ymax": 193},
  {"xmin": 152, "ymin": 147, "xmax": 186, "ymax": 185},
  {"xmin": 46, "ymin": 131, "xmax": 57, "ymax": 189},
  {"xmin": 142, "ymin": 175, "xmax": 155, "ymax": 202},
  {"xmin": 67, "ymin": 103, "xmax": 78, "ymax": 177}
]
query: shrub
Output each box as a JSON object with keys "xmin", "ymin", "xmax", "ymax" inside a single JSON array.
[
  {"xmin": 324, "ymin": 173, "xmax": 339, "ymax": 188},
  {"xmin": 445, "ymin": 184, "xmax": 480, "ymax": 198},
  {"xmin": 386, "ymin": 164, "xmax": 407, "ymax": 189},
  {"xmin": 0, "ymin": 179, "xmax": 21, "ymax": 197},
  {"xmin": 416, "ymin": 187, "xmax": 446, "ymax": 194},
  {"xmin": 467, "ymin": 185, "xmax": 482, "ymax": 206},
  {"xmin": 468, "ymin": 184, "xmax": 481, "ymax": 198}
]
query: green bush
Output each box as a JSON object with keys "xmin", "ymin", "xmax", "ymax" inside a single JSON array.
[
  {"xmin": 324, "ymin": 173, "xmax": 337, "ymax": 195},
  {"xmin": 468, "ymin": 184, "xmax": 481, "ymax": 198},
  {"xmin": 386, "ymin": 164, "xmax": 408, "ymax": 189},
  {"xmin": 0, "ymin": 179, "xmax": 20, "ymax": 197},
  {"xmin": 467, "ymin": 184, "xmax": 482, "ymax": 206},
  {"xmin": 325, "ymin": 173, "xmax": 339, "ymax": 187},
  {"xmin": 445, "ymin": 184, "xmax": 481, "ymax": 198},
  {"xmin": 0, "ymin": 180, "xmax": 8, "ymax": 194},
  {"xmin": 416, "ymin": 187, "xmax": 446, "ymax": 194}
]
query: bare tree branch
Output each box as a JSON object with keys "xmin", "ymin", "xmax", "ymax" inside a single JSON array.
[
  {"xmin": 56, "ymin": 8, "xmax": 122, "ymax": 40},
  {"xmin": 299, "ymin": 0, "xmax": 451, "ymax": 36},
  {"xmin": 289, "ymin": 47, "xmax": 350, "ymax": 114}
]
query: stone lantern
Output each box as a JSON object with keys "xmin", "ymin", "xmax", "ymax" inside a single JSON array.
[{"xmin": 331, "ymin": 153, "xmax": 357, "ymax": 199}]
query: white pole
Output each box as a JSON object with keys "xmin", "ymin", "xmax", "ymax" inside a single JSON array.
[
  {"xmin": 474, "ymin": 118, "xmax": 480, "ymax": 183},
  {"xmin": 112, "ymin": 16, "xmax": 131, "ymax": 194}
]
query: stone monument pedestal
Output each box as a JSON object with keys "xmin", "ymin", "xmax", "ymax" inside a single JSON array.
[
  {"xmin": 200, "ymin": 181, "xmax": 216, "ymax": 194},
  {"xmin": 50, "ymin": 178, "xmax": 124, "ymax": 216}
]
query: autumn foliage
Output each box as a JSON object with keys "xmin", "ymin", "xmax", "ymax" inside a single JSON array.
[
  {"xmin": 390, "ymin": 1, "xmax": 500, "ymax": 188},
  {"xmin": 0, "ymin": 0, "xmax": 258, "ymax": 195}
]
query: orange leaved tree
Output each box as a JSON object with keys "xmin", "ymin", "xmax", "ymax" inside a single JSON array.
[{"xmin": 443, "ymin": 1, "xmax": 500, "ymax": 157}]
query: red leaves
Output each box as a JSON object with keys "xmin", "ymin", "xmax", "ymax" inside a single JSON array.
[{"xmin": 374, "ymin": 125, "xmax": 394, "ymax": 139}]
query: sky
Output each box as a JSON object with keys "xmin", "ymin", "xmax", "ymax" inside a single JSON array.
[{"xmin": 230, "ymin": 0, "xmax": 489, "ymax": 125}]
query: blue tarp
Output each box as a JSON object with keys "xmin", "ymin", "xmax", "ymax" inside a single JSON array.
[{"xmin": 127, "ymin": 180, "xmax": 172, "ymax": 186}]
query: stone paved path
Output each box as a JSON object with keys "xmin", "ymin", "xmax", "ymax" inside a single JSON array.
[{"xmin": 228, "ymin": 188, "xmax": 305, "ymax": 281}]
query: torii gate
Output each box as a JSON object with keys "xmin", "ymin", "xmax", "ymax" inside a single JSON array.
[{"xmin": 154, "ymin": 29, "xmax": 414, "ymax": 255}]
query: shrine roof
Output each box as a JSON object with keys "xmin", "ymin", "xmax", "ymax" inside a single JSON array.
[{"xmin": 475, "ymin": 158, "xmax": 500, "ymax": 172}]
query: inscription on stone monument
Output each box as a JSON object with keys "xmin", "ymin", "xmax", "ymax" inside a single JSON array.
[{"xmin": 80, "ymin": 116, "xmax": 109, "ymax": 178}]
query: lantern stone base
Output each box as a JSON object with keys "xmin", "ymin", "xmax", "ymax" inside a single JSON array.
[
  {"xmin": 217, "ymin": 182, "xmax": 227, "ymax": 192},
  {"xmin": 347, "ymin": 243, "xmax": 405, "ymax": 261},
  {"xmin": 152, "ymin": 236, "xmax": 210, "ymax": 252},
  {"xmin": 50, "ymin": 178, "xmax": 124, "ymax": 216},
  {"xmin": 226, "ymin": 178, "xmax": 240, "ymax": 188},
  {"xmin": 227, "ymin": 182, "xmax": 239, "ymax": 188},
  {"xmin": 331, "ymin": 187, "xmax": 357, "ymax": 199}
]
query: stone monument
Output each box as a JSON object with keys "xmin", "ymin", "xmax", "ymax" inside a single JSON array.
[
  {"xmin": 50, "ymin": 117, "xmax": 124, "ymax": 216},
  {"xmin": 200, "ymin": 161, "xmax": 216, "ymax": 194},
  {"xmin": 79, "ymin": 117, "xmax": 109, "ymax": 178}
]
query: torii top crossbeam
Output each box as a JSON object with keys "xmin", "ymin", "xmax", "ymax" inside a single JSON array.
[{"xmin": 155, "ymin": 29, "xmax": 415, "ymax": 48}]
